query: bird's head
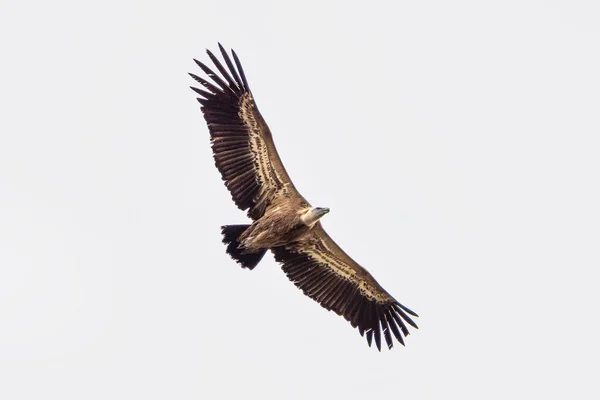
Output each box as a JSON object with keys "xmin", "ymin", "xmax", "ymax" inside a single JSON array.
[
  {"xmin": 313, "ymin": 207, "xmax": 330, "ymax": 218},
  {"xmin": 300, "ymin": 206, "xmax": 330, "ymax": 227}
]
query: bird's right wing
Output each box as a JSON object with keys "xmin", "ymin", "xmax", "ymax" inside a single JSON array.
[
  {"xmin": 190, "ymin": 44, "xmax": 304, "ymax": 220},
  {"xmin": 272, "ymin": 222, "xmax": 418, "ymax": 351}
]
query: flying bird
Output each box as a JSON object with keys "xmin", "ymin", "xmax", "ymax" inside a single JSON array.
[{"xmin": 189, "ymin": 44, "xmax": 418, "ymax": 350}]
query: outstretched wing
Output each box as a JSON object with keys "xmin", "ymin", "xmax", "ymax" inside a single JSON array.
[
  {"xmin": 272, "ymin": 222, "xmax": 418, "ymax": 351},
  {"xmin": 190, "ymin": 44, "xmax": 301, "ymax": 220}
]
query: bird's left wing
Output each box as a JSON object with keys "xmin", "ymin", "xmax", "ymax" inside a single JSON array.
[
  {"xmin": 190, "ymin": 44, "xmax": 303, "ymax": 220},
  {"xmin": 272, "ymin": 222, "xmax": 418, "ymax": 350}
]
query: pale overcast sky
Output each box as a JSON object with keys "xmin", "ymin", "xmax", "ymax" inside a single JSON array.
[{"xmin": 1, "ymin": 1, "xmax": 599, "ymax": 399}]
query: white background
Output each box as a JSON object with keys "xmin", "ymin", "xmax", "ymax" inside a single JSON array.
[{"xmin": 1, "ymin": 1, "xmax": 599, "ymax": 399}]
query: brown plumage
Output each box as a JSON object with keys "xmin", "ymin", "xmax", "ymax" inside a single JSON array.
[{"xmin": 190, "ymin": 44, "xmax": 418, "ymax": 350}]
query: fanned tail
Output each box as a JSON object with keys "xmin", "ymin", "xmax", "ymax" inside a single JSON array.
[{"xmin": 221, "ymin": 225, "xmax": 267, "ymax": 270}]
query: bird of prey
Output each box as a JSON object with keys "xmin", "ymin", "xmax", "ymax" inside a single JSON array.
[{"xmin": 189, "ymin": 44, "xmax": 418, "ymax": 350}]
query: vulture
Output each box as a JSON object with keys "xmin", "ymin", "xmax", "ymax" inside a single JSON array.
[{"xmin": 189, "ymin": 44, "xmax": 418, "ymax": 350}]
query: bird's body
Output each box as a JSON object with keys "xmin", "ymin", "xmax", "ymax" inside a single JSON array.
[
  {"xmin": 237, "ymin": 203, "xmax": 314, "ymax": 252},
  {"xmin": 190, "ymin": 44, "xmax": 418, "ymax": 350}
]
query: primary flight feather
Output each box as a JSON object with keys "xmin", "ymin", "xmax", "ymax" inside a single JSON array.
[{"xmin": 190, "ymin": 44, "xmax": 418, "ymax": 350}]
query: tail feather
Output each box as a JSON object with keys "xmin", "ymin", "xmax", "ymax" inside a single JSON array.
[{"xmin": 221, "ymin": 225, "xmax": 266, "ymax": 270}]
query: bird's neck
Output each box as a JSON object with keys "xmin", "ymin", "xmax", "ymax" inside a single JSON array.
[{"xmin": 300, "ymin": 208, "xmax": 320, "ymax": 227}]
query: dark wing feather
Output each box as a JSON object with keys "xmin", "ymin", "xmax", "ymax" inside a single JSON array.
[
  {"xmin": 272, "ymin": 222, "xmax": 418, "ymax": 351},
  {"xmin": 190, "ymin": 44, "xmax": 301, "ymax": 219}
]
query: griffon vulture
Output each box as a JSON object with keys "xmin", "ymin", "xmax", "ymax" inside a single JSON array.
[{"xmin": 189, "ymin": 44, "xmax": 418, "ymax": 350}]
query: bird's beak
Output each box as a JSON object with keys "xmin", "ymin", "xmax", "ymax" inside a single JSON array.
[{"xmin": 315, "ymin": 207, "xmax": 330, "ymax": 217}]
